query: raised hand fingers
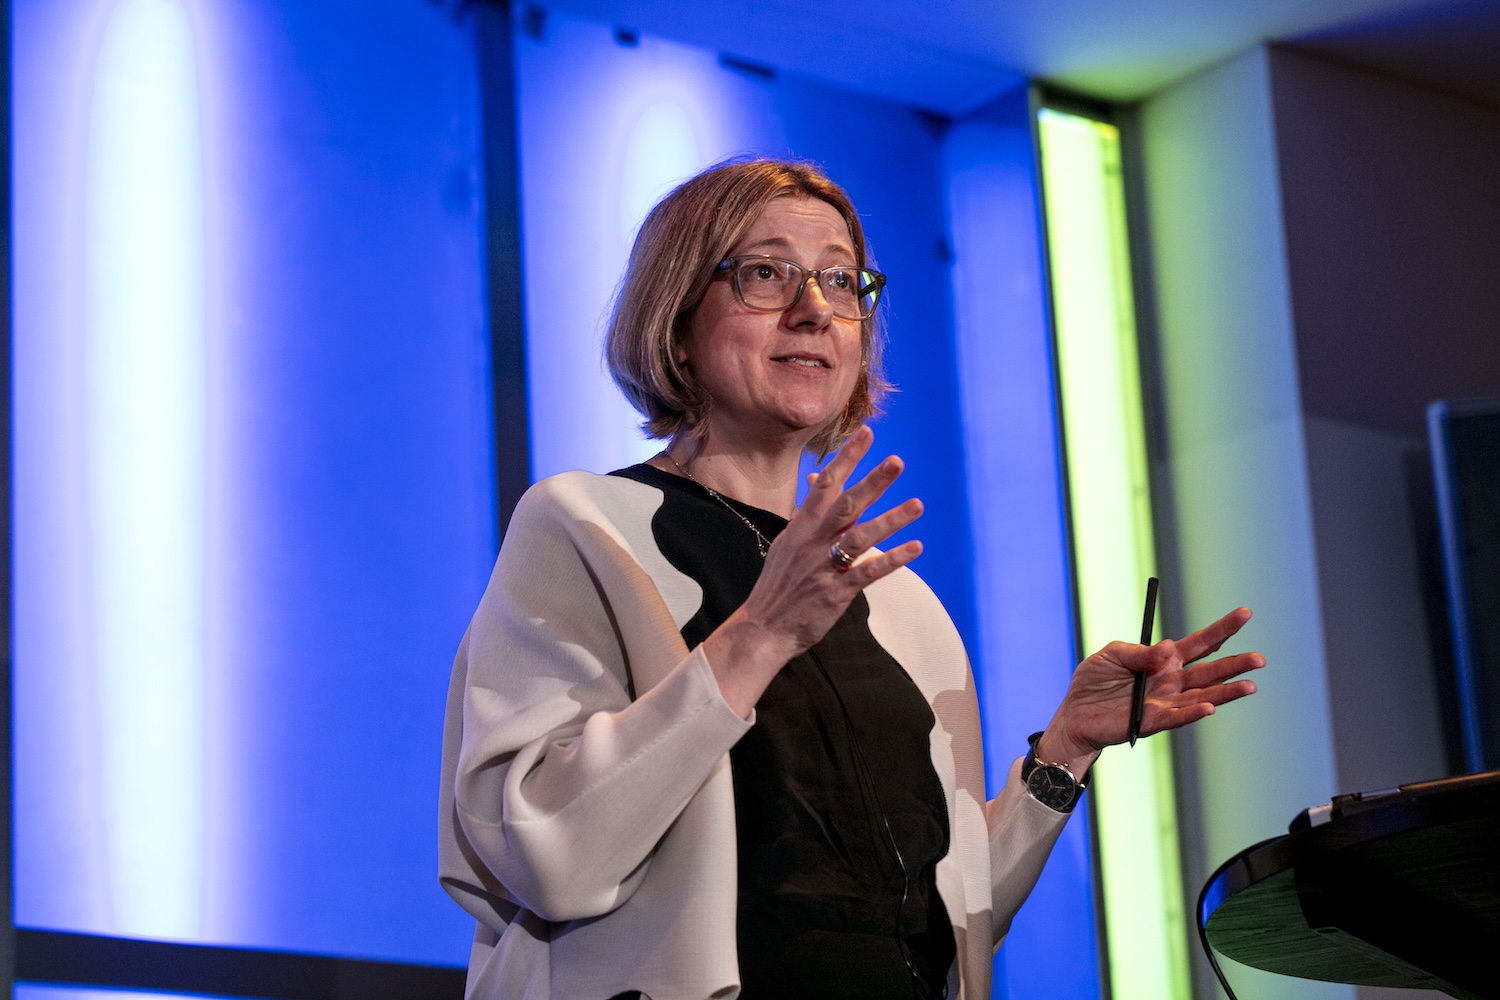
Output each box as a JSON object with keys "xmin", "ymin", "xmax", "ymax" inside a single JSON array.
[
  {"xmin": 824, "ymin": 454, "xmax": 906, "ymax": 528},
  {"xmin": 1194, "ymin": 678, "xmax": 1258, "ymax": 708},
  {"xmin": 804, "ymin": 428, "xmax": 913, "ymax": 531},
  {"xmin": 1174, "ymin": 607, "xmax": 1253, "ymax": 664},
  {"xmin": 841, "ymin": 497, "xmax": 924, "ymax": 552},
  {"xmin": 806, "ymin": 425, "xmax": 874, "ymax": 505},
  {"xmin": 779, "ymin": 426, "xmax": 924, "ymax": 585},
  {"xmin": 852, "ymin": 497, "xmax": 918, "ymax": 542},
  {"xmin": 844, "ymin": 539, "xmax": 924, "ymax": 585},
  {"xmin": 1182, "ymin": 650, "xmax": 1265, "ymax": 690},
  {"xmin": 1145, "ymin": 671, "xmax": 1258, "ymax": 737},
  {"xmin": 1153, "ymin": 702, "xmax": 1218, "ymax": 732},
  {"xmin": 1144, "ymin": 650, "xmax": 1261, "ymax": 735}
]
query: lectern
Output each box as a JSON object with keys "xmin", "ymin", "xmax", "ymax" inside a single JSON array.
[{"xmin": 1200, "ymin": 770, "xmax": 1500, "ymax": 999}]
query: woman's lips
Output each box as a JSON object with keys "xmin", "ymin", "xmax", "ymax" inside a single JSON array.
[{"xmin": 771, "ymin": 354, "xmax": 829, "ymax": 368}]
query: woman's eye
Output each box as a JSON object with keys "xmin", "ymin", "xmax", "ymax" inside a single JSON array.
[
  {"xmin": 827, "ymin": 269, "xmax": 853, "ymax": 290},
  {"xmin": 748, "ymin": 263, "xmax": 777, "ymax": 282}
]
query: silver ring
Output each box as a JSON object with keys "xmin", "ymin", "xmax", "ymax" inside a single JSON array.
[{"xmin": 828, "ymin": 537, "xmax": 855, "ymax": 572}]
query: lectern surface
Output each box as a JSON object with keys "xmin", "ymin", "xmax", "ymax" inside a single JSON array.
[{"xmin": 1201, "ymin": 770, "xmax": 1500, "ymax": 999}]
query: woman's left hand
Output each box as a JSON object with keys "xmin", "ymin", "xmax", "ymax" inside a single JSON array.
[{"xmin": 1034, "ymin": 607, "xmax": 1264, "ymax": 774}]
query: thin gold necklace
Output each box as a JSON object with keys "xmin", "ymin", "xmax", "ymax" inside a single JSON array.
[{"xmin": 663, "ymin": 452, "xmax": 770, "ymax": 558}]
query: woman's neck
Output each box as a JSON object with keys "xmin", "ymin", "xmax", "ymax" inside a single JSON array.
[{"xmin": 651, "ymin": 432, "xmax": 806, "ymax": 519}]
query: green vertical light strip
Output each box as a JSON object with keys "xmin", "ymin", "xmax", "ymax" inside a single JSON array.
[{"xmin": 1037, "ymin": 107, "xmax": 1190, "ymax": 1000}]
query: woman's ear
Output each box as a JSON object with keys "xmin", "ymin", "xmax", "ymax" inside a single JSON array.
[{"xmin": 672, "ymin": 303, "xmax": 705, "ymax": 369}]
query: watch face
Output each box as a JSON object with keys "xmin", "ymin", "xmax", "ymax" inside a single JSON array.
[{"xmin": 1027, "ymin": 764, "xmax": 1078, "ymax": 811}]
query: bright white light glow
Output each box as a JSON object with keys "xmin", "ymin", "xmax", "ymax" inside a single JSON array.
[
  {"xmin": 85, "ymin": 0, "xmax": 206, "ymax": 938},
  {"xmin": 618, "ymin": 99, "xmax": 702, "ymax": 251}
]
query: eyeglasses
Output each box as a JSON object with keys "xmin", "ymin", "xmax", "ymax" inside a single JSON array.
[{"xmin": 715, "ymin": 255, "xmax": 887, "ymax": 321}]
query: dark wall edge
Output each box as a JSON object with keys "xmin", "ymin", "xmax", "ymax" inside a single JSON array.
[
  {"xmin": 4, "ymin": 0, "xmax": 15, "ymax": 991},
  {"xmin": 16, "ymin": 928, "xmax": 465, "ymax": 1000},
  {"xmin": 475, "ymin": 0, "xmax": 532, "ymax": 538}
]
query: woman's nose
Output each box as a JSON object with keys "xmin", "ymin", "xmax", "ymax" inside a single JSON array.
[{"xmin": 786, "ymin": 274, "xmax": 834, "ymax": 326}]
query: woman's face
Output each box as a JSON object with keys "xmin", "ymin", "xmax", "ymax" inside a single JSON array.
[{"xmin": 679, "ymin": 195, "xmax": 864, "ymax": 449}]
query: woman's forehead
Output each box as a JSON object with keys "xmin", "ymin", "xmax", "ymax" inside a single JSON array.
[{"xmin": 735, "ymin": 195, "xmax": 855, "ymax": 257}]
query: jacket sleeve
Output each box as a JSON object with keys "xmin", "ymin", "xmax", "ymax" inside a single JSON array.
[
  {"xmin": 439, "ymin": 476, "xmax": 752, "ymax": 925},
  {"xmin": 984, "ymin": 756, "xmax": 1072, "ymax": 945}
]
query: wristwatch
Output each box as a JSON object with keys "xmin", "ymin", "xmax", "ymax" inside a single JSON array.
[{"xmin": 1022, "ymin": 731, "xmax": 1086, "ymax": 813}]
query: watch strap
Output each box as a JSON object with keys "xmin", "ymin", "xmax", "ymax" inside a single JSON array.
[{"xmin": 1022, "ymin": 731, "xmax": 1045, "ymax": 782}]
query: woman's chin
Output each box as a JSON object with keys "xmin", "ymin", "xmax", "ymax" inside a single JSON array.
[
  {"xmin": 774, "ymin": 408, "xmax": 845, "ymax": 442},
  {"xmin": 709, "ymin": 403, "xmax": 841, "ymax": 444},
  {"xmin": 778, "ymin": 394, "xmax": 852, "ymax": 433}
]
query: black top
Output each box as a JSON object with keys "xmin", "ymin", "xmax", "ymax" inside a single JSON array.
[{"xmin": 612, "ymin": 464, "xmax": 955, "ymax": 1000}]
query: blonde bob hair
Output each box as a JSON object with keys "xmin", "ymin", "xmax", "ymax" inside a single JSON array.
[{"xmin": 605, "ymin": 158, "xmax": 890, "ymax": 458}]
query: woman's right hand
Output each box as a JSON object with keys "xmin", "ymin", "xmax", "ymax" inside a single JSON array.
[{"xmin": 701, "ymin": 425, "xmax": 925, "ymax": 718}]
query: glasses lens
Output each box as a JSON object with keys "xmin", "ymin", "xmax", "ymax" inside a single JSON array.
[
  {"xmin": 818, "ymin": 267, "xmax": 883, "ymax": 320},
  {"xmin": 735, "ymin": 258, "xmax": 800, "ymax": 310},
  {"xmin": 857, "ymin": 271, "xmax": 884, "ymax": 318}
]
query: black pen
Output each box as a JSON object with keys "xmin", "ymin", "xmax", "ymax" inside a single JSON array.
[{"xmin": 1128, "ymin": 577, "xmax": 1159, "ymax": 747}]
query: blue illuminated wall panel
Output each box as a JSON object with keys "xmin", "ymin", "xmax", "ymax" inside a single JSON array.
[
  {"xmin": 15, "ymin": 0, "xmax": 488, "ymax": 964},
  {"xmin": 945, "ymin": 89, "xmax": 1100, "ymax": 1000}
]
